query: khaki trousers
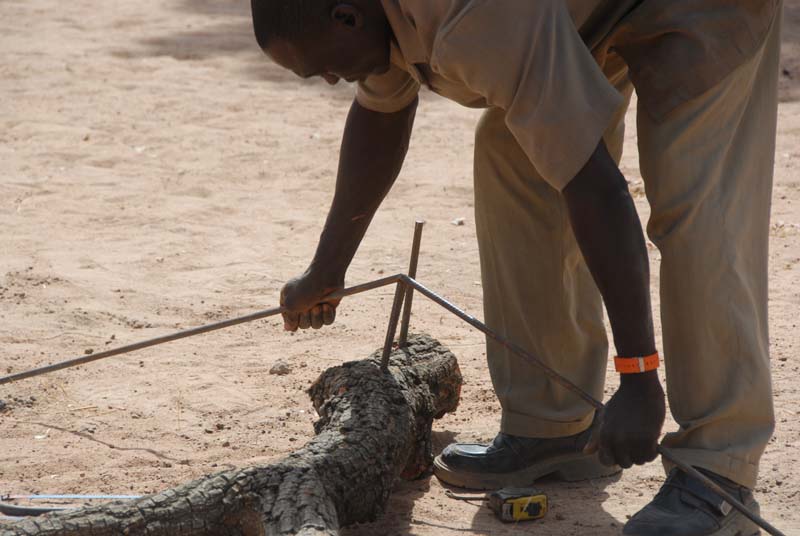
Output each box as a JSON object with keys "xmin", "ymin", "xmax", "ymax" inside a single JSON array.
[{"xmin": 473, "ymin": 11, "xmax": 781, "ymax": 488}]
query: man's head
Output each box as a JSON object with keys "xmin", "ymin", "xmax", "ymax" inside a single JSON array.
[{"xmin": 251, "ymin": 0, "xmax": 392, "ymax": 85}]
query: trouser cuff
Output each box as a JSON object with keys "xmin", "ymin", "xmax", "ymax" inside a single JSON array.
[
  {"xmin": 500, "ymin": 409, "xmax": 595, "ymax": 439},
  {"xmin": 661, "ymin": 447, "xmax": 759, "ymax": 489}
]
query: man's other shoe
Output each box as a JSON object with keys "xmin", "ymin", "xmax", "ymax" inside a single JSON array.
[{"xmin": 623, "ymin": 467, "xmax": 760, "ymax": 536}]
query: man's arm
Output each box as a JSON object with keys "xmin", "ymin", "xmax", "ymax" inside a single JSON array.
[
  {"xmin": 281, "ymin": 97, "xmax": 418, "ymax": 331},
  {"xmin": 562, "ymin": 140, "xmax": 666, "ymax": 469},
  {"xmin": 563, "ymin": 141, "xmax": 655, "ymax": 358}
]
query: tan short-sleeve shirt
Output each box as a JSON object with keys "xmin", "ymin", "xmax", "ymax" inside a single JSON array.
[{"xmin": 357, "ymin": 0, "xmax": 779, "ymax": 190}]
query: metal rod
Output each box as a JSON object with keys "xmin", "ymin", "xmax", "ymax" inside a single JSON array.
[
  {"xmin": 6, "ymin": 495, "xmax": 142, "ymax": 501},
  {"xmin": 400, "ymin": 274, "xmax": 785, "ymax": 536},
  {"xmin": 0, "ymin": 503, "xmax": 70, "ymax": 517},
  {"xmin": 399, "ymin": 220, "xmax": 425, "ymax": 347},
  {"xmin": 380, "ymin": 281, "xmax": 407, "ymax": 371},
  {"xmin": 0, "ymin": 274, "xmax": 404, "ymax": 386}
]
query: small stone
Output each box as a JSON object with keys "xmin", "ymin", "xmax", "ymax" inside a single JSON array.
[
  {"xmin": 215, "ymin": 423, "xmax": 225, "ymax": 430},
  {"xmin": 222, "ymin": 441, "xmax": 230, "ymax": 447},
  {"xmin": 0, "ymin": 400, "xmax": 7, "ymax": 412},
  {"xmin": 451, "ymin": 217, "xmax": 465, "ymax": 226},
  {"xmin": 84, "ymin": 348, "xmax": 94, "ymax": 355},
  {"xmin": 269, "ymin": 360, "xmax": 292, "ymax": 376}
]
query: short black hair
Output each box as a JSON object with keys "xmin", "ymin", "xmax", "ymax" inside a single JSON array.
[{"xmin": 251, "ymin": 0, "xmax": 334, "ymax": 49}]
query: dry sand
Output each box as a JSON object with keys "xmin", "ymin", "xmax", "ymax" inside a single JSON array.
[{"xmin": 1, "ymin": 0, "xmax": 799, "ymax": 534}]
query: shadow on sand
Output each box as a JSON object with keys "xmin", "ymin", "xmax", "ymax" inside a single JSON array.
[
  {"xmin": 108, "ymin": 0, "xmax": 346, "ymax": 87},
  {"xmin": 342, "ymin": 429, "xmax": 626, "ymax": 536}
]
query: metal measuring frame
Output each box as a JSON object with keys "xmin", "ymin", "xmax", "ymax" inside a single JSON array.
[
  {"xmin": 380, "ymin": 220, "xmax": 424, "ymax": 371},
  {"xmin": 0, "ymin": 224, "xmax": 786, "ymax": 536}
]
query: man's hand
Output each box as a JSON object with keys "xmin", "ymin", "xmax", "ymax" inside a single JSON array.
[
  {"xmin": 280, "ymin": 271, "xmax": 344, "ymax": 331},
  {"xmin": 584, "ymin": 371, "xmax": 666, "ymax": 468}
]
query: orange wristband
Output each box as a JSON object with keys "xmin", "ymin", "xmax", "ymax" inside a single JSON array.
[{"xmin": 614, "ymin": 352, "xmax": 660, "ymax": 374}]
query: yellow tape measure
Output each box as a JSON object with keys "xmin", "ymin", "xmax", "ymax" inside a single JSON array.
[
  {"xmin": 489, "ymin": 487, "xmax": 548, "ymax": 522},
  {"xmin": 446, "ymin": 487, "xmax": 548, "ymax": 523}
]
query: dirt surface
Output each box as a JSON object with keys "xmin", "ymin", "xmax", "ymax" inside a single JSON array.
[{"xmin": 1, "ymin": 1, "xmax": 798, "ymax": 534}]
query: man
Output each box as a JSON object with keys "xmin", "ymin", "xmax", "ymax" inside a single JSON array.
[{"xmin": 250, "ymin": 0, "xmax": 781, "ymax": 534}]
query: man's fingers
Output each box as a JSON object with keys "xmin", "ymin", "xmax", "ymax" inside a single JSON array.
[
  {"xmin": 283, "ymin": 302, "xmax": 337, "ymax": 331},
  {"xmin": 598, "ymin": 443, "xmax": 616, "ymax": 467},
  {"xmin": 282, "ymin": 311, "xmax": 299, "ymax": 332},
  {"xmin": 298, "ymin": 311, "xmax": 312, "ymax": 330},
  {"xmin": 632, "ymin": 440, "xmax": 659, "ymax": 465},
  {"xmin": 322, "ymin": 303, "xmax": 336, "ymax": 325},
  {"xmin": 613, "ymin": 443, "xmax": 633, "ymax": 469},
  {"xmin": 311, "ymin": 306, "xmax": 324, "ymax": 329}
]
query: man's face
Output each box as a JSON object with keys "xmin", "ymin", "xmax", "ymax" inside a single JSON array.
[{"xmin": 264, "ymin": 5, "xmax": 392, "ymax": 85}]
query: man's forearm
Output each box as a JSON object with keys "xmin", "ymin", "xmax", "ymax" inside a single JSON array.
[
  {"xmin": 309, "ymin": 97, "xmax": 418, "ymax": 282},
  {"xmin": 563, "ymin": 141, "xmax": 656, "ymax": 361},
  {"xmin": 567, "ymin": 143, "xmax": 665, "ymax": 465}
]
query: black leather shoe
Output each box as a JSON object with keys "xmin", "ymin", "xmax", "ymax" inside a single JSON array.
[
  {"xmin": 433, "ymin": 425, "xmax": 620, "ymax": 490},
  {"xmin": 623, "ymin": 468, "xmax": 760, "ymax": 536}
]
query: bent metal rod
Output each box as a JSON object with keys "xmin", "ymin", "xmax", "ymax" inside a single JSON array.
[{"xmin": 0, "ymin": 284, "xmax": 784, "ymax": 535}]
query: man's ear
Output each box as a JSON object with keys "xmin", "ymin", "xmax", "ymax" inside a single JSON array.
[{"xmin": 331, "ymin": 3, "xmax": 364, "ymax": 29}]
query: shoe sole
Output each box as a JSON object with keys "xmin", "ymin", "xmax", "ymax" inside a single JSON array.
[{"xmin": 433, "ymin": 451, "xmax": 621, "ymax": 490}]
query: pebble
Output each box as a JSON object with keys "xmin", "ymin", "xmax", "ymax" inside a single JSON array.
[
  {"xmin": 11, "ymin": 396, "xmax": 35, "ymax": 408},
  {"xmin": 269, "ymin": 360, "xmax": 292, "ymax": 376}
]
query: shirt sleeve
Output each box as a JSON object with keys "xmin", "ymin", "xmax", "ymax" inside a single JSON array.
[
  {"xmin": 356, "ymin": 63, "xmax": 421, "ymax": 113},
  {"xmin": 432, "ymin": 0, "xmax": 625, "ymax": 190}
]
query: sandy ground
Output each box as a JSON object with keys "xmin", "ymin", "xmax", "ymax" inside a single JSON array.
[{"xmin": 1, "ymin": 0, "xmax": 799, "ymax": 534}]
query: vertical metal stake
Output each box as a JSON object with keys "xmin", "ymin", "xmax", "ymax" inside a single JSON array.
[
  {"xmin": 398, "ymin": 220, "xmax": 425, "ymax": 347},
  {"xmin": 380, "ymin": 281, "xmax": 407, "ymax": 371}
]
